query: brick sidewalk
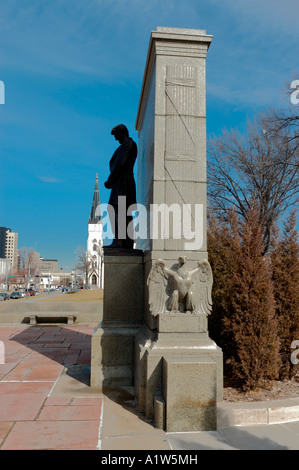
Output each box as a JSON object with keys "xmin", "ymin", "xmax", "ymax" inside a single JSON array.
[
  {"xmin": 0, "ymin": 325, "xmax": 103, "ymax": 450},
  {"xmin": 2, "ymin": 324, "xmax": 299, "ymax": 450}
]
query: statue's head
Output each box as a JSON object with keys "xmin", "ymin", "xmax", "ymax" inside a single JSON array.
[{"xmin": 111, "ymin": 124, "xmax": 129, "ymax": 141}]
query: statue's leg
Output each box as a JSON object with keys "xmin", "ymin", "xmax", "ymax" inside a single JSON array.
[
  {"xmin": 186, "ymin": 290, "xmax": 195, "ymax": 312},
  {"xmin": 168, "ymin": 290, "xmax": 179, "ymax": 312},
  {"xmin": 124, "ymin": 214, "xmax": 134, "ymax": 249},
  {"xmin": 106, "ymin": 204, "xmax": 122, "ymax": 247},
  {"xmin": 107, "ymin": 203, "xmax": 134, "ymax": 249}
]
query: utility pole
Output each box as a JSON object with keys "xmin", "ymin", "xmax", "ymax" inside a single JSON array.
[
  {"xmin": 26, "ymin": 263, "xmax": 30, "ymax": 296},
  {"xmin": 5, "ymin": 260, "xmax": 9, "ymax": 292}
]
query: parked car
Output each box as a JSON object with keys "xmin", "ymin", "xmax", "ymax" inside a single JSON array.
[
  {"xmin": 0, "ymin": 295, "xmax": 4, "ymax": 301},
  {"xmin": 0, "ymin": 293, "xmax": 10, "ymax": 300},
  {"xmin": 25, "ymin": 288, "xmax": 35, "ymax": 296},
  {"xmin": 10, "ymin": 292, "xmax": 22, "ymax": 299}
]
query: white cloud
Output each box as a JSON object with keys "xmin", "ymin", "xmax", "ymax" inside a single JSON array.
[
  {"xmin": 0, "ymin": 0, "xmax": 297, "ymax": 109},
  {"xmin": 205, "ymin": 0, "xmax": 298, "ymax": 108},
  {"xmin": 37, "ymin": 176, "xmax": 61, "ymax": 183},
  {"xmin": 219, "ymin": 0, "xmax": 299, "ymax": 36},
  {"xmin": 0, "ymin": 0, "xmax": 201, "ymax": 79}
]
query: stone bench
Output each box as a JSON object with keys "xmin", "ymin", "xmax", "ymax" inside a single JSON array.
[{"xmin": 29, "ymin": 312, "xmax": 78, "ymax": 325}]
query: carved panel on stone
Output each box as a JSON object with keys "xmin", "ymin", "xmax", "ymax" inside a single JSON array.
[
  {"xmin": 147, "ymin": 256, "xmax": 213, "ymax": 322},
  {"xmin": 165, "ymin": 65, "xmax": 197, "ymax": 162}
]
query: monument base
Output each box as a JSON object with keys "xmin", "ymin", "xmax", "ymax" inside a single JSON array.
[
  {"xmin": 134, "ymin": 314, "xmax": 223, "ymax": 432},
  {"xmin": 90, "ymin": 252, "xmax": 144, "ymax": 389},
  {"xmin": 91, "ymin": 323, "xmax": 142, "ymax": 389}
]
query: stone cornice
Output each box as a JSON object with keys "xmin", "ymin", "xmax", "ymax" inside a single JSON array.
[{"xmin": 135, "ymin": 27, "xmax": 213, "ymax": 131}]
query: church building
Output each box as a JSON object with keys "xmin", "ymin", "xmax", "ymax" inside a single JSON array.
[{"xmin": 87, "ymin": 174, "xmax": 104, "ymax": 288}]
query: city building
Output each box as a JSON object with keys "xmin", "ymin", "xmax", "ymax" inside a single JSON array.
[
  {"xmin": 4, "ymin": 228, "xmax": 18, "ymax": 271},
  {"xmin": 0, "ymin": 227, "xmax": 7, "ymax": 258},
  {"xmin": 0, "ymin": 229, "xmax": 63, "ymax": 290},
  {"xmin": 39, "ymin": 258, "xmax": 58, "ymax": 274},
  {"xmin": 0, "ymin": 258, "xmax": 10, "ymax": 290},
  {"xmin": 39, "ymin": 270, "xmax": 84, "ymax": 291},
  {"xmin": 87, "ymin": 174, "xmax": 104, "ymax": 288}
]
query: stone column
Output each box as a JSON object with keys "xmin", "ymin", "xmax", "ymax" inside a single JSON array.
[
  {"xmin": 134, "ymin": 27, "xmax": 223, "ymax": 432},
  {"xmin": 135, "ymin": 27, "xmax": 213, "ymax": 330}
]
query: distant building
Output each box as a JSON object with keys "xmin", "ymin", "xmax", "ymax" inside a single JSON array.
[
  {"xmin": 39, "ymin": 270, "xmax": 84, "ymax": 291},
  {"xmin": 0, "ymin": 226, "xmax": 19, "ymax": 271},
  {"xmin": 18, "ymin": 251, "xmax": 60, "ymax": 290},
  {"xmin": 0, "ymin": 258, "xmax": 10, "ymax": 290},
  {"xmin": 87, "ymin": 174, "xmax": 104, "ymax": 288},
  {"xmin": 4, "ymin": 228, "xmax": 18, "ymax": 271},
  {"xmin": 0, "ymin": 227, "xmax": 7, "ymax": 258},
  {"xmin": 40, "ymin": 258, "xmax": 58, "ymax": 274}
]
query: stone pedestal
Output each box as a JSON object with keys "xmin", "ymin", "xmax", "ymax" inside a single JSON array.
[
  {"xmin": 163, "ymin": 356, "xmax": 217, "ymax": 432},
  {"xmin": 91, "ymin": 251, "xmax": 143, "ymax": 389},
  {"xmin": 134, "ymin": 314, "xmax": 223, "ymax": 431}
]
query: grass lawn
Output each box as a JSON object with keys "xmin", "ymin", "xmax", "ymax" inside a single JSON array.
[{"xmin": 35, "ymin": 289, "xmax": 104, "ymax": 302}]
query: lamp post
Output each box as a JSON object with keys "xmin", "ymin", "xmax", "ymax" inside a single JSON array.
[{"xmin": 26, "ymin": 263, "xmax": 31, "ymax": 297}]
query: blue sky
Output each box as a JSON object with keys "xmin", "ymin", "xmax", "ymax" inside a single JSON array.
[{"xmin": 0, "ymin": 0, "xmax": 298, "ymax": 270}]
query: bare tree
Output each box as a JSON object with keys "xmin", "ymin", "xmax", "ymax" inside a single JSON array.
[
  {"xmin": 264, "ymin": 77, "xmax": 299, "ymax": 153},
  {"xmin": 207, "ymin": 112, "xmax": 299, "ymax": 253},
  {"xmin": 0, "ymin": 274, "xmax": 6, "ymax": 289},
  {"xmin": 18, "ymin": 247, "xmax": 40, "ymax": 290},
  {"xmin": 27, "ymin": 250, "xmax": 40, "ymax": 277},
  {"xmin": 18, "ymin": 247, "xmax": 29, "ymax": 272},
  {"xmin": 75, "ymin": 246, "xmax": 92, "ymax": 286},
  {"xmin": 18, "ymin": 247, "xmax": 38, "ymax": 272}
]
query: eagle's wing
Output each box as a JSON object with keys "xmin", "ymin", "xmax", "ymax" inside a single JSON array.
[
  {"xmin": 147, "ymin": 259, "xmax": 168, "ymax": 316},
  {"xmin": 191, "ymin": 259, "xmax": 213, "ymax": 315}
]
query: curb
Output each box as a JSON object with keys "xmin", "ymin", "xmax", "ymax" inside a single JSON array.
[{"xmin": 217, "ymin": 398, "xmax": 299, "ymax": 427}]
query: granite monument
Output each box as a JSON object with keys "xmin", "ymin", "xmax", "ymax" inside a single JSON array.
[{"xmin": 91, "ymin": 27, "xmax": 223, "ymax": 433}]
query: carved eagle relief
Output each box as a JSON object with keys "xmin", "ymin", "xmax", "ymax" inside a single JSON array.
[{"xmin": 147, "ymin": 256, "xmax": 213, "ymax": 317}]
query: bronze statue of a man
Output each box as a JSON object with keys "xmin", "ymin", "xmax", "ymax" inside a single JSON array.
[{"xmin": 104, "ymin": 124, "xmax": 137, "ymax": 249}]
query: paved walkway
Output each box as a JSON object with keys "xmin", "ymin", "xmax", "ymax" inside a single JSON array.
[{"xmin": 0, "ymin": 324, "xmax": 299, "ymax": 450}]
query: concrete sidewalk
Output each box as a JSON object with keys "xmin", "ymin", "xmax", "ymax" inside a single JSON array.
[
  {"xmin": 0, "ymin": 324, "xmax": 299, "ymax": 450},
  {"xmin": 100, "ymin": 386, "xmax": 299, "ymax": 451}
]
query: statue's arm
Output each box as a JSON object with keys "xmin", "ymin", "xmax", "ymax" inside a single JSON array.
[
  {"xmin": 189, "ymin": 260, "xmax": 210, "ymax": 279},
  {"xmin": 165, "ymin": 267, "xmax": 180, "ymax": 283},
  {"xmin": 105, "ymin": 140, "xmax": 137, "ymax": 186},
  {"xmin": 189, "ymin": 266, "xmax": 200, "ymax": 277},
  {"xmin": 163, "ymin": 265, "xmax": 174, "ymax": 280}
]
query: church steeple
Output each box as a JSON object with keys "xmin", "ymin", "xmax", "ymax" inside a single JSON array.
[
  {"xmin": 89, "ymin": 173, "xmax": 101, "ymax": 224},
  {"xmin": 87, "ymin": 173, "xmax": 104, "ymax": 288}
]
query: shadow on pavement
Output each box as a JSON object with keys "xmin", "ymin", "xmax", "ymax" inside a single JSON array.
[
  {"xmin": 168, "ymin": 426, "xmax": 289, "ymax": 450},
  {"xmin": 11, "ymin": 325, "xmax": 92, "ymax": 386}
]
